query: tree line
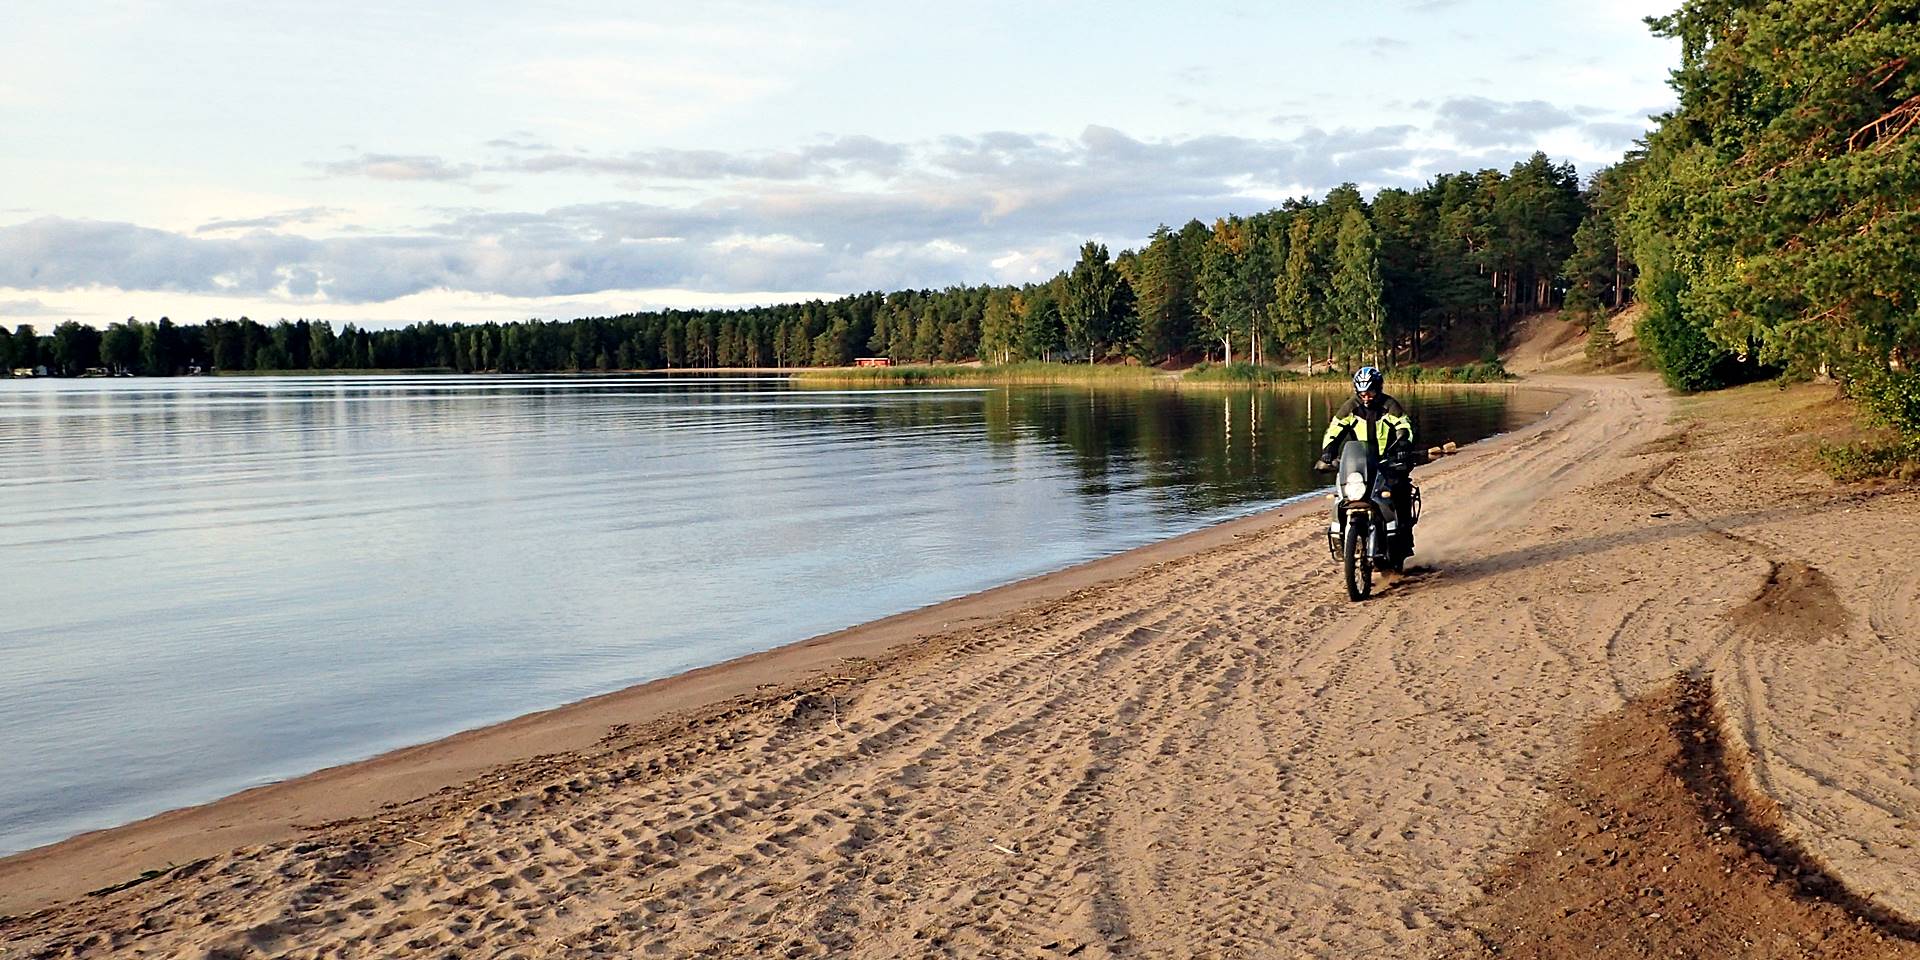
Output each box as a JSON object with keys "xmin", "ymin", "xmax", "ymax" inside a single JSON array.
[{"xmin": 1, "ymin": 151, "xmax": 1603, "ymax": 378}]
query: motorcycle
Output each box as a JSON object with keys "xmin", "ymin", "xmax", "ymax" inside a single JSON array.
[{"xmin": 1314, "ymin": 439, "xmax": 1449, "ymax": 601}]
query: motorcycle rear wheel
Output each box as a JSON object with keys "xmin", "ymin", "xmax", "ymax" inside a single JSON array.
[{"xmin": 1343, "ymin": 518, "xmax": 1372, "ymax": 601}]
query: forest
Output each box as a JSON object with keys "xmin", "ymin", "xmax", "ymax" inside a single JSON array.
[{"xmin": 1, "ymin": 0, "xmax": 1913, "ymax": 447}]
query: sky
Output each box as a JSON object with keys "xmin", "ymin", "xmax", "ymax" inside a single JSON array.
[{"xmin": 0, "ymin": 0, "xmax": 1680, "ymax": 329}]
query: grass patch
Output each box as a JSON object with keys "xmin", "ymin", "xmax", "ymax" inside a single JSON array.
[
  {"xmin": 1675, "ymin": 378, "xmax": 1920, "ymax": 483},
  {"xmin": 215, "ymin": 367, "xmax": 458, "ymax": 377},
  {"xmin": 1815, "ymin": 440, "xmax": 1920, "ymax": 482},
  {"xmin": 1397, "ymin": 359, "xmax": 1513, "ymax": 383},
  {"xmin": 1820, "ymin": 365, "xmax": 1920, "ymax": 480},
  {"xmin": 1184, "ymin": 362, "xmax": 1322, "ymax": 384},
  {"xmin": 792, "ymin": 362, "xmax": 1162, "ymax": 386},
  {"xmin": 795, "ymin": 359, "xmax": 1523, "ymax": 392},
  {"xmin": 1182, "ymin": 360, "xmax": 1514, "ymax": 386}
]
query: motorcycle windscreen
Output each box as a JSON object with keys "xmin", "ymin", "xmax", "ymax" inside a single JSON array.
[{"xmin": 1337, "ymin": 439, "xmax": 1372, "ymax": 480}]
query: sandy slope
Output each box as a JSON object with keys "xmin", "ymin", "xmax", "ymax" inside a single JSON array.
[
  {"xmin": 1501, "ymin": 312, "xmax": 1590, "ymax": 374},
  {"xmin": 1502, "ymin": 307, "xmax": 1645, "ymax": 378},
  {"xmin": 5, "ymin": 373, "xmax": 1918, "ymax": 959}
]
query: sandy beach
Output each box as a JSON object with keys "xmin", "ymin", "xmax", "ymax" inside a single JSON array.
[{"xmin": 5, "ymin": 369, "xmax": 1919, "ymax": 958}]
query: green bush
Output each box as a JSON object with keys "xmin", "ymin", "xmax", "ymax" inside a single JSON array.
[
  {"xmin": 1816, "ymin": 442, "xmax": 1920, "ymax": 482},
  {"xmin": 1397, "ymin": 360, "xmax": 1512, "ymax": 384},
  {"xmin": 1631, "ymin": 268, "xmax": 1776, "ymax": 392},
  {"xmin": 1183, "ymin": 362, "xmax": 1308, "ymax": 384},
  {"xmin": 1636, "ymin": 275, "xmax": 1732, "ymax": 392},
  {"xmin": 792, "ymin": 362, "xmax": 1159, "ymax": 386},
  {"xmin": 1850, "ymin": 366, "xmax": 1920, "ymax": 441},
  {"xmin": 1818, "ymin": 365, "xmax": 1920, "ymax": 481},
  {"xmin": 1584, "ymin": 322, "xmax": 1618, "ymax": 367},
  {"xmin": 1454, "ymin": 359, "xmax": 1513, "ymax": 383}
]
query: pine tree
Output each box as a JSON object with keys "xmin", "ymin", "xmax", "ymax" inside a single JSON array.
[
  {"xmin": 307, "ymin": 320, "xmax": 337, "ymax": 370},
  {"xmin": 1199, "ymin": 218, "xmax": 1248, "ymax": 364},
  {"xmin": 1331, "ymin": 208, "xmax": 1386, "ymax": 366},
  {"xmin": 1272, "ymin": 215, "xmax": 1321, "ymax": 370},
  {"xmin": 979, "ymin": 289, "xmax": 1018, "ymax": 364},
  {"xmin": 910, "ymin": 307, "xmax": 939, "ymax": 362},
  {"xmin": 1131, "ymin": 224, "xmax": 1195, "ymax": 364},
  {"xmin": 1563, "ymin": 214, "xmax": 1617, "ymax": 320},
  {"xmin": 1061, "ymin": 242, "xmax": 1134, "ymax": 363},
  {"xmin": 1017, "ymin": 280, "xmax": 1066, "ymax": 362}
]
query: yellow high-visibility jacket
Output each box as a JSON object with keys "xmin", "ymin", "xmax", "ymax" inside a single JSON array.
[{"xmin": 1320, "ymin": 395, "xmax": 1414, "ymax": 458}]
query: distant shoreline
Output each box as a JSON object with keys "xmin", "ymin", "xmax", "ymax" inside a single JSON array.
[{"xmin": 5, "ymin": 360, "xmax": 1520, "ymax": 387}]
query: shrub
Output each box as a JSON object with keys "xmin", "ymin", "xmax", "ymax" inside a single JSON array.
[
  {"xmin": 1453, "ymin": 359, "xmax": 1512, "ymax": 383},
  {"xmin": 1818, "ymin": 365, "xmax": 1920, "ymax": 481},
  {"xmin": 1849, "ymin": 366, "xmax": 1920, "ymax": 441},
  {"xmin": 1636, "ymin": 282, "xmax": 1732, "ymax": 391},
  {"xmin": 1816, "ymin": 442, "xmax": 1920, "ymax": 482},
  {"xmin": 1183, "ymin": 362, "xmax": 1310, "ymax": 384},
  {"xmin": 1584, "ymin": 322, "xmax": 1618, "ymax": 367},
  {"xmin": 1398, "ymin": 360, "xmax": 1512, "ymax": 384}
]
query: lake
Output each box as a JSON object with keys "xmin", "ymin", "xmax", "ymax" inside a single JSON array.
[{"xmin": 0, "ymin": 374, "xmax": 1532, "ymax": 854}]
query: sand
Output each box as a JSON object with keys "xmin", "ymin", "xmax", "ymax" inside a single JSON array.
[{"xmin": 4, "ymin": 371, "xmax": 1918, "ymax": 959}]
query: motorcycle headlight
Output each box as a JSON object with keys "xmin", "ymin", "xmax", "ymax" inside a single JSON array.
[{"xmin": 1341, "ymin": 472, "xmax": 1368, "ymax": 501}]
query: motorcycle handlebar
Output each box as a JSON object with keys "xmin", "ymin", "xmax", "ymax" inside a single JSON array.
[{"xmin": 1317, "ymin": 443, "xmax": 1456, "ymax": 475}]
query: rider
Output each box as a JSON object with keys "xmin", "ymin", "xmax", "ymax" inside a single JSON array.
[{"xmin": 1317, "ymin": 366, "xmax": 1417, "ymax": 553}]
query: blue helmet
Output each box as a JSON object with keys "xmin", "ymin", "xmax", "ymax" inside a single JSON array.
[{"xmin": 1352, "ymin": 365, "xmax": 1384, "ymax": 396}]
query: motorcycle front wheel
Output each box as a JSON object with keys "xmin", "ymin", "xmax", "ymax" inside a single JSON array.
[{"xmin": 1343, "ymin": 516, "xmax": 1372, "ymax": 601}]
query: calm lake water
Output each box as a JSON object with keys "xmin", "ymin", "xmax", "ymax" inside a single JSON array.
[{"xmin": 0, "ymin": 374, "xmax": 1531, "ymax": 854}]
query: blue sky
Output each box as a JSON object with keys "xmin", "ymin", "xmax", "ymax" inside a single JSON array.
[{"xmin": 1, "ymin": 0, "xmax": 1678, "ymax": 328}]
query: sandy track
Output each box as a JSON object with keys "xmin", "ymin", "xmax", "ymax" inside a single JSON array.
[{"xmin": 5, "ymin": 373, "xmax": 1917, "ymax": 958}]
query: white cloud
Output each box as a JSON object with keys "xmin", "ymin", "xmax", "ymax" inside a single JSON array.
[
  {"xmin": 987, "ymin": 247, "xmax": 1066, "ymax": 284},
  {"xmin": 319, "ymin": 154, "xmax": 477, "ymax": 183},
  {"xmin": 2, "ymin": 98, "xmax": 1653, "ymax": 321},
  {"xmin": 866, "ymin": 239, "xmax": 970, "ymax": 262},
  {"xmin": 707, "ymin": 233, "xmax": 823, "ymax": 255},
  {"xmin": 197, "ymin": 207, "xmax": 344, "ymax": 234},
  {"xmin": 0, "ymin": 285, "xmax": 847, "ymax": 330},
  {"xmin": 1434, "ymin": 97, "xmax": 1581, "ymax": 147},
  {"xmin": 503, "ymin": 136, "xmax": 907, "ymax": 182},
  {"xmin": 0, "ymin": 0, "xmax": 1700, "ymax": 339},
  {"xmin": 0, "ymin": 296, "xmax": 71, "ymax": 318}
]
